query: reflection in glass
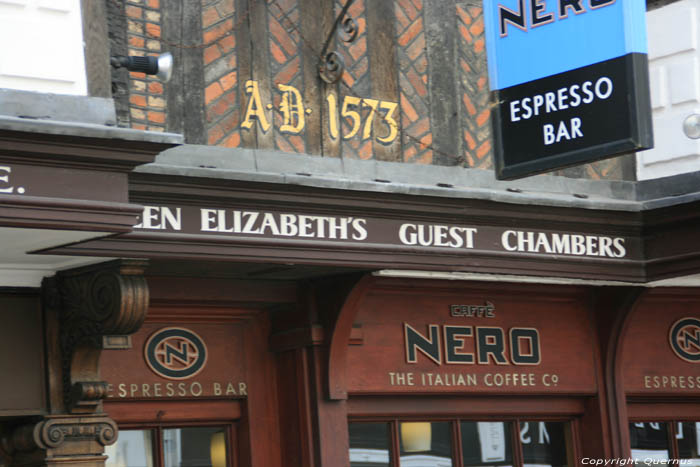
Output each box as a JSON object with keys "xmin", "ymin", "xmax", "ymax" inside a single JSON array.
[
  {"xmin": 162, "ymin": 426, "xmax": 228, "ymax": 467},
  {"xmin": 629, "ymin": 423, "xmax": 670, "ymax": 462},
  {"xmin": 399, "ymin": 421, "xmax": 452, "ymax": 467},
  {"xmin": 520, "ymin": 422, "xmax": 569, "ymax": 467},
  {"xmin": 677, "ymin": 422, "xmax": 700, "ymax": 466},
  {"xmin": 348, "ymin": 422, "xmax": 391, "ymax": 467},
  {"xmin": 105, "ymin": 429, "xmax": 154, "ymax": 467},
  {"xmin": 461, "ymin": 421, "xmax": 513, "ymax": 467}
]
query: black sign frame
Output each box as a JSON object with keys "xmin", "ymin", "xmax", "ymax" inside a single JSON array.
[{"xmin": 492, "ymin": 53, "xmax": 654, "ymax": 180}]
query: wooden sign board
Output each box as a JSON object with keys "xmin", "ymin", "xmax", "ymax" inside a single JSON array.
[
  {"xmin": 346, "ymin": 286, "xmax": 598, "ymax": 395},
  {"xmin": 101, "ymin": 323, "xmax": 248, "ymax": 401},
  {"xmin": 622, "ymin": 292, "xmax": 700, "ymax": 396}
]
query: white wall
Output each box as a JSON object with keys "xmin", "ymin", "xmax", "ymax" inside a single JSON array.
[
  {"xmin": 638, "ymin": 0, "xmax": 700, "ymax": 180},
  {"xmin": 0, "ymin": 0, "xmax": 87, "ymax": 95}
]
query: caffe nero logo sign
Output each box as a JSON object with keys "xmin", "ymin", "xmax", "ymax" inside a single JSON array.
[
  {"xmin": 145, "ymin": 327, "xmax": 208, "ymax": 380},
  {"xmin": 669, "ymin": 318, "xmax": 700, "ymax": 363}
]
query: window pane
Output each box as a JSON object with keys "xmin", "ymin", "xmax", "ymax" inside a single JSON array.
[
  {"xmin": 105, "ymin": 429, "xmax": 154, "ymax": 467},
  {"xmin": 400, "ymin": 421, "xmax": 453, "ymax": 467},
  {"xmin": 629, "ymin": 423, "xmax": 670, "ymax": 462},
  {"xmin": 520, "ymin": 422, "xmax": 570, "ymax": 467},
  {"xmin": 677, "ymin": 422, "xmax": 700, "ymax": 465},
  {"xmin": 349, "ymin": 422, "xmax": 391, "ymax": 467},
  {"xmin": 461, "ymin": 421, "xmax": 513, "ymax": 467},
  {"xmin": 162, "ymin": 427, "xmax": 228, "ymax": 467}
]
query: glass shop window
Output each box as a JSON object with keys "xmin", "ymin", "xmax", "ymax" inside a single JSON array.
[
  {"xmin": 629, "ymin": 422, "xmax": 700, "ymax": 464},
  {"xmin": 105, "ymin": 426, "xmax": 231, "ymax": 467},
  {"xmin": 349, "ymin": 419, "xmax": 573, "ymax": 467}
]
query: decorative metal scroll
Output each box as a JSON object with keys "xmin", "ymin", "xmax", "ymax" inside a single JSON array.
[{"xmin": 319, "ymin": 0, "xmax": 359, "ymax": 84}]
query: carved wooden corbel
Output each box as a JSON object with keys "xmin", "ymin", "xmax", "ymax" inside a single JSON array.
[{"xmin": 45, "ymin": 259, "xmax": 149, "ymax": 414}]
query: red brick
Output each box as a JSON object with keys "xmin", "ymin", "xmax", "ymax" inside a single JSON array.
[
  {"xmin": 463, "ymin": 94, "xmax": 476, "ymax": 116},
  {"xmin": 147, "ymin": 0, "xmax": 159, "ymax": 8},
  {"xmin": 218, "ymin": 35, "xmax": 235, "ymax": 53},
  {"xmin": 126, "ymin": 5, "xmax": 143, "ymax": 18},
  {"xmin": 403, "ymin": 145, "xmax": 417, "ymax": 162},
  {"xmin": 204, "ymin": 45, "xmax": 221, "ymax": 65},
  {"xmin": 459, "ymin": 23, "xmax": 472, "ymax": 43},
  {"xmin": 219, "ymin": 71, "xmax": 237, "ymax": 91},
  {"xmin": 223, "ymin": 131, "xmax": 240, "ymax": 148},
  {"xmin": 397, "ymin": 0, "xmax": 418, "ymax": 21},
  {"xmin": 460, "ymin": 58, "xmax": 471, "ymax": 74},
  {"xmin": 406, "ymin": 33, "xmax": 425, "ymax": 61},
  {"xmin": 148, "ymin": 82, "xmax": 164, "ymax": 94},
  {"xmin": 130, "ymin": 94, "xmax": 147, "ymax": 107},
  {"xmin": 394, "ymin": 3, "xmax": 411, "ymax": 31},
  {"xmin": 217, "ymin": 0, "xmax": 235, "ymax": 17},
  {"xmin": 289, "ymin": 135, "xmax": 305, "ymax": 153},
  {"xmin": 348, "ymin": 0, "xmax": 363, "ymax": 18},
  {"xmin": 132, "ymin": 123, "xmax": 147, "ymax": 130},
  {"xmin": 419, "ymin": 132, "xmax": 432, "ymax": 147},
  {"xmin": 464, "ymin": 130, "xmax": 477, "ymax": 151},
  {"xmin": 348, "ymin": 37, "xmax": 367, "ymax": 61},
  {"xmin": 342, "ymin": 72, "xmax": 355, "ymax": 88},
  {"xmin": 274, "ymin": 57, "xmax": 300, "ymax": 85},
  {"xmin": 205, "ymin": 82, "xmax": 224, "ymax": 104},
  {"xmin": 477, "ymin": 76, "xmax": 488, "ymax": 91},
  {"xmin": 228, "ymin": 54, "xmax": 237, "ymax": 68},
  {"xmin": 410, "ymin": 117, "xmax": 430, "ymax": 138},
  {"xmin": 146, "ymin": 23, "xmax": 161, "ymax": 38},
  {"xmin": 476, "ymin": 140, "xmax": 491, "ymax": 159},
  {"xmin": 474, "ymin": 38, "xmax": 485, "ymax": 53},
  {"xmin": 398, "ymin": 17, "xmax": 423, "ymax": 47},
  {"xmin": 406, "ymin": 68, "xmax": 427, "ymax": 97},
  {"xmin": 219, "ymin": 111, "xmax": 239, "ymax": 133},
  {"xmin": 476, "ymin": 109, "xmax": 490, "ymax": 126},
  {"xmin": 147, "ymin": 111, "xmax": 166, "ymax": 123},
  {"xmin": 130, "ymin": 71, "xmax": 147, "ymax": 80},
  {"xmin": 203, "ymin": 19, "xmax": 232, "ymax": 44},
  {"xmin": 269, "ymin": 18, "xmax": 296, "ymax": 56},
  {"xmin": 208, "ymin": 125, "xmax": 224, "ymax": 145},
  {"xmin": 400, "ymin": 93, "xmax": 419, "ymax": 123},
  {"xmin": 270, "ymin": 41, "xmax": 287, "ymax": 64},
  {"xmin": 456, "ymin": 5, "xmax": 472, "ymax": 26},
  {"xmin": 202, "ymin": 6, "xmax": 221, "ymax": 29},
  {"xmin": 469, "ymin": 17, "xmax": 484, "ymax": 37},
  {"xmin": 129, "ymin": 35, "xmax": 145, "ymax": 48},
  {"xmin": 358, "ymin": 140, "xmax": 372, "ymax": 160}
]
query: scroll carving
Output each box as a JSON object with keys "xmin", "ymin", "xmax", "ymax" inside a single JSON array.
[{"xmin": 47, "ymin": 259, "xmax": 149, "ymax": 413}]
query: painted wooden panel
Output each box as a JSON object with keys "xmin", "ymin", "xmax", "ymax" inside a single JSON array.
[
  {"xmin": 622, "ymin": 290, "xmax": 700, "ymax": 396},
  {"xmin": 346, "ymin": 284, "xmax": 598, "ymax": 395}
]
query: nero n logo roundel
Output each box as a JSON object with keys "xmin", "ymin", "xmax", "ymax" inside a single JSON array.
[
  {"xmin": 669, "ymin": 318, "xmax": 700, "ymax": 363},
  {"xmin": 144, "ymin": 327, "xmax": 208, "ymax": 379}
]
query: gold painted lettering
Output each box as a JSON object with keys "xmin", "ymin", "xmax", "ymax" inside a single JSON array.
[
  {"xmin": 119, "ymin": 383, "xmax": 127, "ymax": 398},
  {"xmin": 242, "ymin": 80, "xmax": 271, "ymax": 132},
  {"xmin": 278, "ymin": 84, "xmax": 306, "ymax": 134},
  {"xmin": 130, "ymin": 384, "xmax": 138, "ymax": 397},
  {"xmin": 191, "ymin": 382, "xmax": 203, "ymax": 397},
  {"xmin": 142, "ymin": 384, "xmax": 151, "ymax": 397},
  {"xmin": 326, "ymin": 94, "xmax": 339, "ymax": 139},
  {"xmin": 226, "ymin": 383, "xmax": 236, "ymax": 396},
  {"xmin": 178, "ymin": 382, "xmax": 187, "ymax": 396},
  {"xmin": 154, "ymin": 383, "xmax": 162, "ymax": 397},
  {"xmin": 239, "ymin": 382, "xmax": 247, "ymax": 396},
  {"xmin": 214, "ymin": 382, "xmax": 222, "ymax": 396},
  {"xmin": 166, "ymin": 383, "xmax": 175, "ymax": 397}
]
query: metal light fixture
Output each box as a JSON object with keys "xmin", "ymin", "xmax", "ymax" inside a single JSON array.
[
  {"xmin": 683, "ymin": 113, "xmax": 700, "ymax": 139},
  {"xmin": 110, "ymin": 52, "xmax": 173, "ymax": 82},
  {"xmin": 401, "ymin": 422, "xmax": 432, "ymax": 453}
]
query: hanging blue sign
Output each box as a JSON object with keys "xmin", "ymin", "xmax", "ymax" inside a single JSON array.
[{"xmin": 483, "ymin": 0, "xmax": 654, "ymax": 180}]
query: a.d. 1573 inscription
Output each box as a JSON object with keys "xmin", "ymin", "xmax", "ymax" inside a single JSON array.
[{"xmin": 242, "ymin": 80, "xmax": 398, "ymax": 144}]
